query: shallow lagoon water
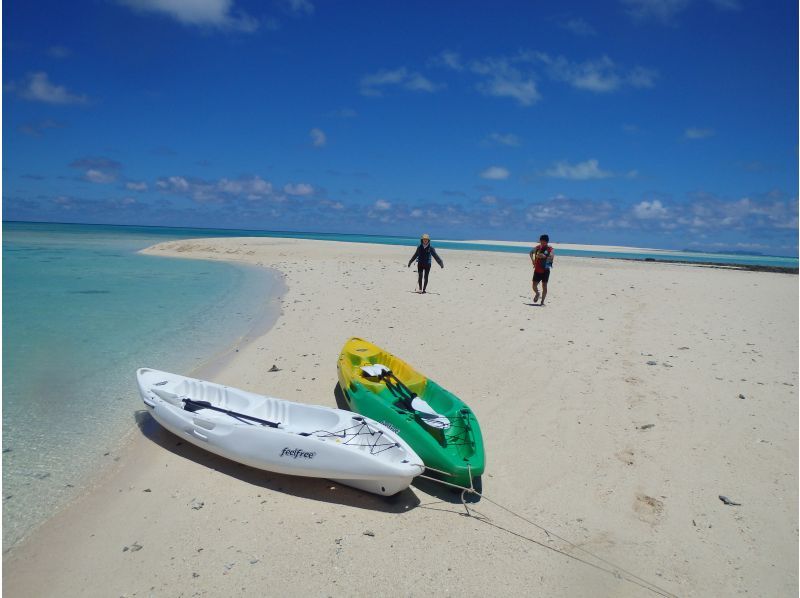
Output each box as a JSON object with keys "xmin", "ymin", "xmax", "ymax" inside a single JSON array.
[{"xmin": 2, "ymin": 223, "xmax": 279, "ymax": 548}]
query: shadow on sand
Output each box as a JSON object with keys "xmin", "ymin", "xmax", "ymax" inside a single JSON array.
[{"xmin": 134, "ymin": 409, "xmax": 420, "ymax": 514}]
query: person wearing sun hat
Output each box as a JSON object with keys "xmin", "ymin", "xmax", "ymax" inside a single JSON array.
[{"xmin": 407, "ymin": 233, "xmax": 444, "ymax": 294}]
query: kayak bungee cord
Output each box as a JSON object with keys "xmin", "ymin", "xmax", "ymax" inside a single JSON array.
[
  {"xmin": 307, "ymin": 417, "xmax": 406, "ymax": 457},
  {"xmin": 417, "ymin": 466, "xmax": 677, "ymax": 598}
]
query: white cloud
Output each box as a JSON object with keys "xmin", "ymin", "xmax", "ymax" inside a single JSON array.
[
  {"xmin": 331, "ymin": 107, "xmax": 357, "ymax": 118},
  {"xmin": 471, "ymin": 57, "xmax": 540, "ymax": 106},
  {"xmin": 561, "ymin": 18, "xmax": 597, "ymax": 36},
  {"xmin": 11, "ymin": 72, "xmax": 88, "ymax": 104},
  {"xmin": 708, "ymin": 0, "xmax": 742, "ymax": 9},
  {"xmin": 374, "ymin": 199, "xmax": 392, "ymax": 211},
  {"xmin": 685, "ymin": 127, "xmax": 715, "ymax": 139},
  {"xmin": 47, "ymin": 46, "xmax": 72, "ymax": 59},
  {"xmin": 54, "ymin": 196, "xmax": 75, "ymax": 209},
  {"xmin": 360, "ymin": 67, "xmax": 442, "ymax": 97},
  {"xmin": 284, "ymin": 0, "xmax": 314, "ymax": 16},
  {"xmin": 284, "ymin": 183, "xmax": 314, "ymax": 196},
  {"xmin": 627, "ymin": 66, "xmax": 658, "ymax": 88},
  {"xmin": 157, "ymin": 175, "xmax": 192, "ymax": 192},
  {"xmin": 679, "ymin": 194, "xmax": 798, "ymax": 231},
  {"xmin": 633, "ymin": 199, "xmax": 669, "ymax": 219},
  {"xmin": 525, "ymin": 195, "xmax": 615, "ymax": 225},
  {"xmin": 621, "ymin": 0, "xmax": 691, "ymax": 23},
  {"xmin": 480, "ymin": 166, "xmax": 510, "ymax": 180},
  {"xmin": 543, "ymin": 159, "xmax": 612, "ymax": 180},
  {"xmin": 70, "ymin": 157, "xmax": 121, "ymax": 183},
  {"xmin": 622, "ymin": 0, "xmax": 741, "ymax": 23},
  {"xmin": 218, "ymin": 176, "xmax": 273, "ymax": 198},
  {"xmin": 85, "ymin": 169, "xmax": 117, "ymax": 184},
  {"xmin": 431, "ymin": 50, "xmax": 465, "ymax": 71},
  {"xmin": 156, "ymin": 174, "xmax": 274, "ymax": 203},
  {"xmin": 535, "ymin": 53, "xmax": 656, "ymax": 92},
  {"xmin": 310, "ymin": 128, "xmax": 326, "ymax": 147},
  {"xmin": 19, "ymin": 119, "xmax": 64, "ymax": 137},
  {"xmin": 405, "ymin": 73, "xmax": 439, "ymax": 92},
  {"xmin": 488, "ymin": 132, "xmax": 521, "ymax": 146},
  {"xmin": 126, "ymin": 181, "xmax": 148, "ymax": 191},
  {"xmin": 117, "ymin": 0, "xmax": 258, "ymax": 32},
  {"xmin": 319, "ymin": 199, "xmax": 344, "ymax": 210}
]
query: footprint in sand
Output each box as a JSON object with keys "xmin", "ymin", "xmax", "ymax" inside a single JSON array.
[
  {"xmin": 616, "ymin": 448, "xmax": 635, "ymax": 466},
  {"xmin": 634, "ymin": 493, "xmax": 664, "ymax": 524}
]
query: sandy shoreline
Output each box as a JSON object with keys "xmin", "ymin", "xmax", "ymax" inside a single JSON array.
[{"xmin": 4, "ymin": 237, "xmax": 797, "ymax": 597}]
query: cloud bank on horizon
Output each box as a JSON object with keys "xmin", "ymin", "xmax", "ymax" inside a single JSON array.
[{"xmin": 4, "ymin": 0, "xmax": 798, "ymax": 255}]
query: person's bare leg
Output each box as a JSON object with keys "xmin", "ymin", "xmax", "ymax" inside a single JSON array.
[
  {"xmin": 532, "ymin": 280, "xmax": 540, "ymax": 303},
  {"xmin": 540, "ymin": 281, "xmax": 548, "ymax": 305}
]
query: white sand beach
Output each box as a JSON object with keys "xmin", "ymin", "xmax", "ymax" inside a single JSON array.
[{"xmin": 4, "ymin": 238, "xmax": 798, "ymax": 597}]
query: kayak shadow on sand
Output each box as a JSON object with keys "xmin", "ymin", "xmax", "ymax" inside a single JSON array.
[
  {"xmin": 133, "ymin": 410, "xmax": 420, "ymax": 514},
  {"xmin": 333, "ymin": 384, "xmax": 481, "ymax": 506},
  {"xmin": 412, "ymin": 476, "xmax": 482, "ymax": 504}
]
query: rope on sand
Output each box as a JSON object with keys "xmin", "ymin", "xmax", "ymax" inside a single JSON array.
[{"xmin": 418, "ymin": 466, "xmax": 678, "ymax": 598}]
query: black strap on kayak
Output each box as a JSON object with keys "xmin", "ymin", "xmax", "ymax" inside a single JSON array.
[
  {"xmin": 182, "ymin": 398, "xmax": 280, "ymax": 428},
  {"xmin": 378, "ymin": 370, "xmax": 417, "ymax": 411}
]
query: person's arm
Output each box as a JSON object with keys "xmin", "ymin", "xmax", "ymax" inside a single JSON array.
[
  {"xmin": 408, "ymin": 246, "xmax": 420, "ymax": 267},
  {"xmin": 547, "ymin": 248, "xmax": 554, "ymax": 266},
  {"xmin": 431, "ymin": 247, "xmax": 444, "ymax": 268},
  {"xmin": 529, "ymin": 248, "xmax": 537, "ymax": 266}
]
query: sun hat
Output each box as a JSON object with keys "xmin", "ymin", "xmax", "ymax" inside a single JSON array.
[{"xmin": 421, "ymin": 233, "xmax": 430, "ymax": 240}]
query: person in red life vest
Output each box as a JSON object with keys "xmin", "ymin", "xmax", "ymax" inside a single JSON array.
[
  {"xmin": 407, "ymin": 233, "xmax": 444, "ymax": 293},
  {"xmin": 529, "ymin": 234, "xmax": 554, "ymax": 305}
]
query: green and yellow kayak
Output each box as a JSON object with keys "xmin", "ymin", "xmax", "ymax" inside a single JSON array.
[{"xmin": 337, "ymin": 337, "xmax": 485, "ymax": 488}]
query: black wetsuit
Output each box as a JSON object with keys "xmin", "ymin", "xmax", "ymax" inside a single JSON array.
[{"xmin": 408, "ymin": 243, "xmax": 444, "ymax": 292}]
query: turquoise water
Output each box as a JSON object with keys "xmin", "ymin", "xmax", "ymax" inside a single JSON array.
[
  {"xmin": 2, "ymin": 222, "xmax": 280, "ymax": 548},
  {"xmin": 9, "ymin": 221, "xmax": 797, "ymax": 268}
]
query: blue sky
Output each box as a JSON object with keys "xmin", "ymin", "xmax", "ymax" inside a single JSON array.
[{"xmin": 3, "ymin": 0, "xmax": 798, "ymax": 254}]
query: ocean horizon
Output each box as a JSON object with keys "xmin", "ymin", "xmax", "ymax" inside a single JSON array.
[{"xmin": 4, "ymin": 220, "xmax": 798, "ymax": 268}]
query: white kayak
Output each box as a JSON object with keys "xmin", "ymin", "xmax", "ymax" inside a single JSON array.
[{"xmin": 137, "ymin": 368, "xmax": 424, "ymax": 496}]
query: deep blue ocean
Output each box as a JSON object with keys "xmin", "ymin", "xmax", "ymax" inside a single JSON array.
[{"xmin": 2, "ymin": 221, "xmax": 796, "ymax": 548}]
